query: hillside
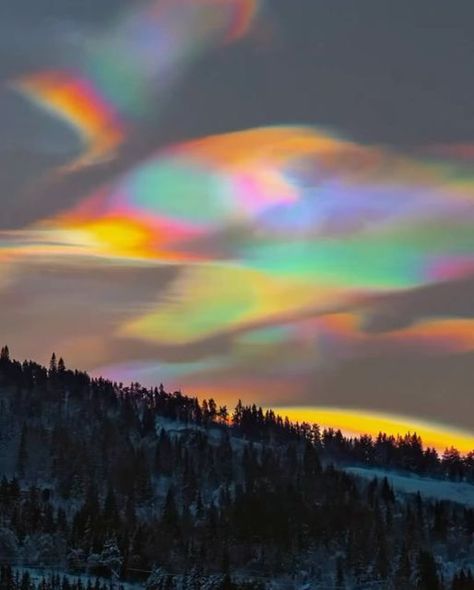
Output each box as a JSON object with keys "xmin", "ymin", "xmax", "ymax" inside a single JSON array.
[
  {"xmin": 0, "ymin": 348, "xmax": 473, "ymax": 589},
  {"xmin": 345, "ymin": 467, "xmax": 474, "ymax": 508}
]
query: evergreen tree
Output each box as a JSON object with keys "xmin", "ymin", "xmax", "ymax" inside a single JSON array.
[
  {"xmin": 416, "ymin": 550, "xmax": 441, "ymax": 590},
  {"xmin": 100, "ymin": 538, "xmax": 123, "ymax": 580},
  {"xmin": 49, "ymin": 353, "xmax": 57, "ymax": 375},
  {"xmin": 57, "ymin": 357, "xmax": 66, "ymax": 375},
  {"xmin": 16, "ymin": 423, "xmax": 28, "ymax": 478},
  {"xmin": 0, "ymin": 350, "xmax": 471, "ymax": 588},
  {"xmin": 335, "ymin": 557, "xmax": 345, "ymax": 589},
  {"xmin": 0, "ymin": 346, "xmax": 10, "ymax": 363},
  {"xmin": 396, "ymin": 544, "xmax": 412, "ymax": 589},
  {"xmin": 218, "ymin": 406, "xmax": 229, "ymax": 424},
  {"xmin": 162, "ymin": 488, "xmax": 179, "ymax": 531}
]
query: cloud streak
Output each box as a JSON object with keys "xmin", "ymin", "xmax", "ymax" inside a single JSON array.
[{"xmin": 0, "ymin": 0, "xmax": 473, "ymax": 447}]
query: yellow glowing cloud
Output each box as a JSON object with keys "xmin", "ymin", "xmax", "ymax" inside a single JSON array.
[
  {"xmin": 23, "ymin": 214, "xmax": 207, "ymax": 265},
  {"xmin": 274, "ymin": 407, "xmax": 474, "ymax": 454}
]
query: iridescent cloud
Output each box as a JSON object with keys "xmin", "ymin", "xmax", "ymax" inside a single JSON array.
[
  {"xmin": 1, "ymin": 0, "xmax": 473, "ymax": 455},
  {"xmin": 25, "ymin": 125, "xmax": 472, "ymax": 346},
  {"xmin": 84, "ymin": 0, "xmax": 261, "ymax": 117},
  {"xmin": 12, "ymin": 71, "xmax": 125, "ymax": 171},
  {"xmin": 297, "ymin": 313, "xmax": 474, "ymax": 356},
  {"xmin": 1, "ymin": 125, "xmax": 473, "ymax": 443},
  {"xmin": 12, "ymin": 0, "xmax": 261, "ymax": 169}
]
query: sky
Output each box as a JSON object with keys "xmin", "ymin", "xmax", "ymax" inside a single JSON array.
[{"xmin": 0, "ymin": 0, "xmax": 473, "ymax": 450}]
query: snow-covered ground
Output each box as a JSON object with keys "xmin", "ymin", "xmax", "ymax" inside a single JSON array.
[
  {"xmin": 156, "ymin": 417, "xmax": 224, "ymax": 442},
  {"xmin": 14, "ymin": 566, "xmax": 143, "ymax": 590},
  {"xmin": 12, "ymin": 565, "xmax": 144, "ymax": 590},
  {"xmin": 344, "ymin": 466, "xmax": 474, "ymax": 507}
]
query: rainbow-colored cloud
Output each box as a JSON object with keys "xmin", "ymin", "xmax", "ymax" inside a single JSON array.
[
  {"xmin": 12, "ymin": 0, "xmax": 261, "ymax": 170},
  {"xmin": 3, "ymin": 126, "xmax": 473, "ymax": 364},
  {"xmin": 2, "ymin": 0, "xmax": 473, "ymax": 453}
]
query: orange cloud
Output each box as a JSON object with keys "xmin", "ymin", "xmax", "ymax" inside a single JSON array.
[{"xmin": 13, "ymin": 71, "xmax": 125, "ymax": 171}]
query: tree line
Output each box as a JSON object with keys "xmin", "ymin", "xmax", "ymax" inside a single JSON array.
[{"xmin": 0, "ymin": 347, "xmax": 472, "ymax": 589}]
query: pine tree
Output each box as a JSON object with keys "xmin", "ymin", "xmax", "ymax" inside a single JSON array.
[
  {"xmin": 375, "ymin": 538, "xmax": 390, "ymax": 580},
  {"xmin": 141, "ymin": 406, "xmax": 156, "ymax": 437},
  {"xmin": 57, "ymin": 357, "xmax": 66, "ymax": 374},
  {"xmin": 49, "ymin": 353, "xmax": 57, "ymax": 375},
  {"xmin": 16, "ymin": 423, "xmax": 28, "ymax": 478},
  {"xmin": 232, "ymin": 400, "xmax": 243, "ymax": 426},
  {"xmin": 0, "ymin": 346, "xmax": 10, "ymax": 362},
  {"xmin": 335, "ymin": 557, "xmax": 345, "ymax": 589},
  {"xmin": 218, "ymin": 406, "xmax": 229, "ymax": 425},
  {"xmin": 396, "ymin": 544, "xmax": 412, "ymax": 589},
  {"xmin": 103, "ymin": 484, "xmax": 119, "ymax": 531},
  {"xmin": 208, "ymin": 398, "xmax": 217, "ymax": 422},
  {"xmin": 135, "ymin": 448, "xmax": 153, "ymax": 502},
  {"xmin": 125, "ymin": 491, "xmax": 136, "ymax": 526},
  {"xmin": 162, "ymin": 487, "xmax": 179, "ymax": 531},
  {"xmin": 416, "ymin": 550, "xmax": 441, "ymax": 590},
  {"xmin": 100, "ymin": 538, "xmax": 123, "ymax": 580}
]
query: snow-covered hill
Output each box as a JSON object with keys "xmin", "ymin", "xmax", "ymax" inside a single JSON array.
[{"xmin": 344, "ymin": 466, "xmax": 474, "ymax": 507}]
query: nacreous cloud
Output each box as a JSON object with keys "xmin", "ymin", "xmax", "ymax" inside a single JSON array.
[
  {"xmin": 1, "ymin": 126, "xmax": 473, "ymax": 438},
  {"xmin": 11, "ymin": 0, "xmax": 261, "ymax": 171}
]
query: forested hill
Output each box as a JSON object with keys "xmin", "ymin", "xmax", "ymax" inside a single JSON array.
[{"xmin": 0, "ymin": 346, "xmax": 473, "ymax": 590}]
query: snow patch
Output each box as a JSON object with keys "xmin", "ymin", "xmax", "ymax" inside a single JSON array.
[{"xmin": 344, "ymin": 466, "xmax": 474, "ymax": 507}]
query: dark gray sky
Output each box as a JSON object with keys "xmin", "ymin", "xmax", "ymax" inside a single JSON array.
[{"xmin": 160, "ymin": 0, "xmax": 474, "ymax": 145}]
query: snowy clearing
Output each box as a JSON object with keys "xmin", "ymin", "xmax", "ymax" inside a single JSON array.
[{"xmin": 344, "ymin": 466, "xmax": 474, "ymax": 507}]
